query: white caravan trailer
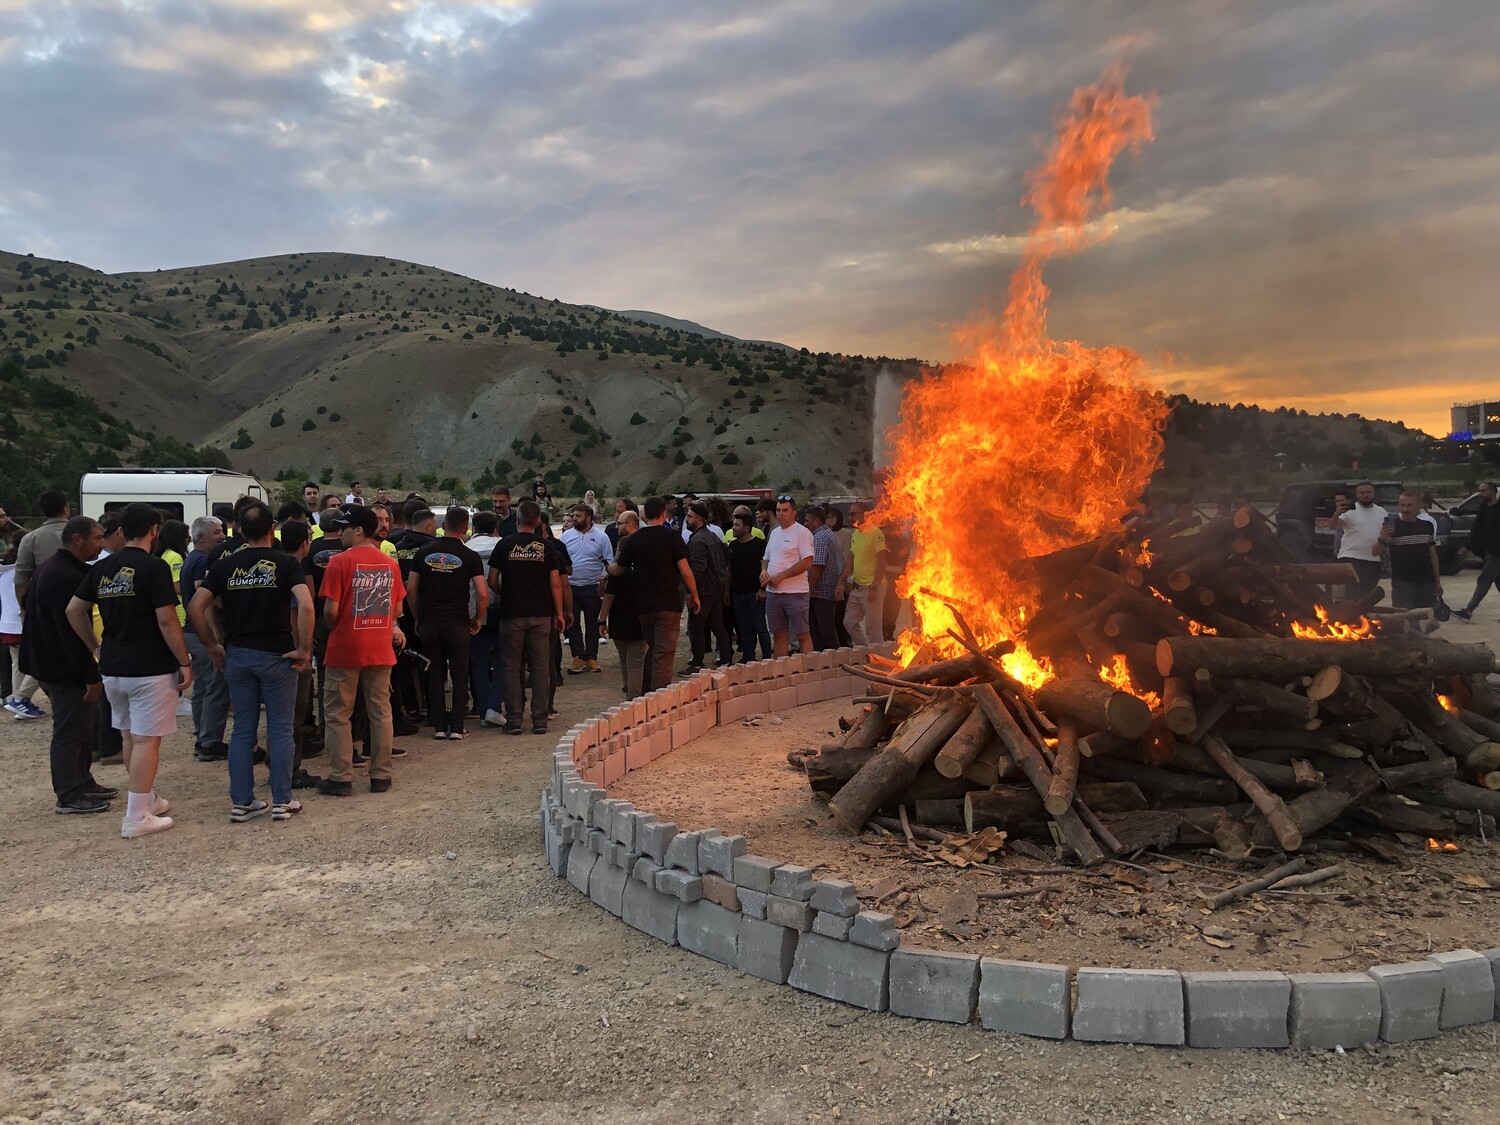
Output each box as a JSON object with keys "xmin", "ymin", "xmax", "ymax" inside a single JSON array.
[{"xmin": 79, "ymin": 468, "xmax": 274, "ymax": 525}]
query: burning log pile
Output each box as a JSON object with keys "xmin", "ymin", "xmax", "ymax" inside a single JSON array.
[{"xmin": 800, "ymin": 508, "xmax": 1500, "ymax": 866}]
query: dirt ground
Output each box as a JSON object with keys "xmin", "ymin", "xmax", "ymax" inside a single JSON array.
[{"xmin": 3, "ymin": 617, "xmax": 1500, "ymax": 1123}]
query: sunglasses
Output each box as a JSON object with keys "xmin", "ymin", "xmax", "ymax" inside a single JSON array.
[{"xmin": 777, "ymin": 495, "xmax": 795, "ymax": 503}]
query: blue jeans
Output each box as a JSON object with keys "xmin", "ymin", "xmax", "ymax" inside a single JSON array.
[
  {"xmin": 225, "ymin": 646, "xmax": 298, "ymax": 807},
  {"xmin": 469, "ymin": 625, "xmax": 505, "ymax": 716},
  {"xmin": 186, "ymin": 630, "xmax": 231, "ymax": 749},
  {"xmin": 732, "ymin": 592, "xmax": 773, "ymax": 660},
  {"xmin": 566, "ymin": 584, "xmax": 603, "ymax": 660}
]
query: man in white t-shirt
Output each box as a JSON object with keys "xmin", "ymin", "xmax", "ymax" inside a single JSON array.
[
  {"xmin": 760, "ymin": 496, "xmax": 815, "ymax": 657},
  {"xmin": 1335, "ymin": 481, "xmax": 1388, "ymax": 596}
]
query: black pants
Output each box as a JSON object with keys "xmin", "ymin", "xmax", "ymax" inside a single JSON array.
[
  {"xmin": 393, "ymin": 614, "xmax": 426, "ymax": 719},
  {"xmin": 1348, "ymin": 558, "xmax": 1383, "ymax": 596},
  {"xmin": 42, "ymin": 681, "xmax": 98, "ymax": 802},
  {"xmin": 503, "ymin": 617, "xmax": 552, "ymax": 729},
  {"xmin": 688, "ymin": 598, "xmax": 730, "ymax": 669},
  {"xmin": 810, "ymin": 596, "xmax": 840, "ymax": 651},
  {"xmin": 95, "ymin": 693, "xmax": 123, "ymax": 760},
  {"xmin": 421, "ymin": 620, "xmax": 471, "ymax": 734},
  {"xmin": 566, "ymin": 584, "xmax": 603, "ymax": 661}
]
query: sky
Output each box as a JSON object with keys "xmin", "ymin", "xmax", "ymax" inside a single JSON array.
[{"xmin": 1, "ymin": 0, "xmax": 1497, "ymax": 438}]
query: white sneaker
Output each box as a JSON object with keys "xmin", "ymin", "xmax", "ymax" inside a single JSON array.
[
  {"xmin": 121, "ymin": 812, "xmax": 175, "ymax": 839},
  {"xmin": 153, "ymin": 794, "xmax": 171, "ymax": 816},
  {"xmin": 175, "ymin": 697, "xmax": 193, "ymax": 717},
  {"xmin": 481, "ymin": 709, "xmax": 504, "ymax": 727}
]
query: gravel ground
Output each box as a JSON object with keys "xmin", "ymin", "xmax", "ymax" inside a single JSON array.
[{"xmin": 1, "ymin": 648, "xmax": 1498, "ymax": 1123}]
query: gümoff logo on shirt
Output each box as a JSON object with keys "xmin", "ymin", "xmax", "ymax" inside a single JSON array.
[{"xmin": 96, "ymin": 568, "xmax": 135, "ymax": 598}]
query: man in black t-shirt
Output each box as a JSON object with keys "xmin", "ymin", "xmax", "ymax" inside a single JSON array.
[
  {"xmin": 190, "ymin": 500, "xmax": 313, "ymax": 822},
  {"xmin": 1378, "ymin": 489, "xmax": 1443, "ymax": 611},
  {"xmin": 389, "ymin": 505, "xmax": 436, "ymax": 726},
  {"xmin": 600, "ymin": 510, "xmax": 646, "ymax": 696},
  {"xmin": 67, "ymin": 503, "xmax": 193, "ymax": 840},
  {"xmin": 488, "ymin": 501, "xmax": 563, "ymax": 735},
  {"xmin": 409, "ymin": 508, "xmax": 487, "ymax": 739},
  {"xmin": 609, "ymin": 495, "xmax": 700, "ymax": 695}
]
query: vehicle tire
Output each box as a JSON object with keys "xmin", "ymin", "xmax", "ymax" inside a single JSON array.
[{"xmin": 1278, "ymin": 525, "xmax": 1314, "ymax": 563}]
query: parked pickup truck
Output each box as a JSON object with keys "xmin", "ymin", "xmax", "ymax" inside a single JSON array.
[{"xmin": 1274, "ymin": 480, "xmax": 1459, "ymax": 574}]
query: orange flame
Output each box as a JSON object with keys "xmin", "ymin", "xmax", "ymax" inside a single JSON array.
[
  {"xmin": 1427, "ymin": 837, "xmax": 1460, "ymax": 853},
  {"xmin": 1132, "ymin": 540, "xmax": 1155, "ymax": 568},
  {"xmin": 1290, "ymin": 606, "xmax": 1375, "ymax": 641},
  {"xmin": 1436, "ymin": 693, "xmax": 1459, "ymax": 716},
  {"xmin": 877, "ymin": 66, "xmax": 1165, "ymax": 680},
  {"xmin": 1096, "ymin": 653, "xmax": 1162, "ymax": 708},
  {"xmin": 1186, "ymin": 619, "xmax": 1218, "ymax": 636}
]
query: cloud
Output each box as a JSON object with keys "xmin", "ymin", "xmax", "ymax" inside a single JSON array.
[{"xmin": 0, "ymin": 0, "xmax": 1497, "ymax": 436}]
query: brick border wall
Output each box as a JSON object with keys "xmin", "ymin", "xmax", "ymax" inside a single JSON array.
[{"xmin": 538, "ymin": 644, "xmax": 1500, "ymax": 1048}]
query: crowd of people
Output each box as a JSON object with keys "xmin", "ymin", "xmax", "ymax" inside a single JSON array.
[{"xmin": 0, "ymin": 482, "xmax": 910, "ymax": 841}]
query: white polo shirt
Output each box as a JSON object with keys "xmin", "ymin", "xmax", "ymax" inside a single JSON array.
[
  {"xmin": 1336, "ymin": 504, "xmax": 1387, "ymax": 562},
  {"xmin": 765, "ymin": 522, "xmax": 815, "ymax": 594}
]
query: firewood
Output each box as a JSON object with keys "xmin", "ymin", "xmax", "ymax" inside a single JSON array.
[
  {"xmin": 805, "ymin": 745, "xmax": 878, "ymax": 798},
  {"xmin": 1199, "ymin": 733, "xmax": 1304, "ymax": 851},
  {"xmin": 1467, "ymin": 744, "xmax": 1500, "ymax": 772},
  {"xmin": 1035, "ymin": 672, "xmax": 1152, "ymax": 739},
  {"xmin": 973, "ymin": 683, "xmax": 1105, "ymax": 866},
  {"xmin": 828, "ymin": 691, "xmax": 974, "ymax": 834},
  {"xmin": 841, "ymin": 704, "xmax": 890, "ymax": 749},
  {"xmin": 962, "ymin": 743, "xmax": 1021, "ymax": 787},
  {"xmin": 1077, "ymin": 729, "xmax": 1130, "ymax": 758},
  {"xmin": 1457, "ymin": 707, "xmax": 1500, "ymax": 743},
  {"xmin": 1460, "ymin": 673, "xmax": 1500, "ymax": 719},
  {"xmin": 1399, "ymin": 802, "xmax": 1496, "ymax": 836},
  {"xmin": 1359, "ymin": 794, "xmax": 1462, "ymax": 836},
  {"xmin": 1262, "ymin": 562, "xmax": 1360, "ymax": 586},
  {"xmin": 964, "ymin": 782, "xmax": 1147, "ymax": 834},
  {"xmin": 1215, "ymin": 727, "xmax": 1341, "ymax": 752},
  {"xmin": 1169, "ymin": 744, "xmax": 1313, "ymax": 792},
  {"xmin": 1044, "ymin": 722, "xmax": 1080, "ymax": 816},
  {"xmin": 1176, "ymin": 603, "xmax": 1267, "ymax": 639},
  {"xmin": 1231, "ymin": 677, "xmax": 1317, "ymax": 723},
  {"xmin": 1402, "ymin": 779, "xmax": 1500, "ymax": 818},
  {"xmin": 1306, "ymin": 665, "xmax": 1374, "ymax": 719},
  {"xmin": 1203, "ymin": 857, "xmax": 1308, "ymax": 911},
  {"xmin": 912, "ymin": 799, "xmax": 966, "ymax": 826},
  {"xmin": 933, "ymin": 707, "xmax": 995, "ymax": 779},
  {"xmin": 1080, "ymin": 755, "xmax": 1241, "ymax": 803},
  {"xmin": 878, "ymin": 773, "xmax": 977, "ymax": 813},
  {"xmin": 1249, "ymin": 763, "xmax": 1383, "ymax": 849},
  {"xmin": 1157, "ymin": 635, "xmax": 1498, "ymax": 679},
  {"xmin": 1167, "ymin": 543, "xmax": 1234, "ymax": 592},
  {"xmin": 1162, "ymin": 676, "xmax": 1197, "ymax": 735},
  {"xmin": 897, "ymin": 653, "xmax": 993, "ymax": 685},
  {"xmin": 1377, "ymin": 757, "xmax": 1459, "ymax": 790}
]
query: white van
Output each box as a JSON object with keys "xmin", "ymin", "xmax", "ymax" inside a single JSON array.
[{"xmin": 80, "ymin": 468, "xmax": 275, "ymax": 525}]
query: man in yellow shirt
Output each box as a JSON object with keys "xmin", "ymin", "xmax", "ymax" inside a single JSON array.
[
  {"xmin": 837, "ymin": 502, "xmax": 886, "ymax": 646},
  {"xmin": 372, "ymin": 504, "xmax": 398, "ymax": 558}
]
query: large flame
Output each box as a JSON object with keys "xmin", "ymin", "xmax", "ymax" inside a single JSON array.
[
  {"xmin": 1290, "ymin": 606, "xmax": 1375, "ymax": 641},
  {"xmin": 878, "ymin": 66, "xmax": 1167, "ymax": 678}
]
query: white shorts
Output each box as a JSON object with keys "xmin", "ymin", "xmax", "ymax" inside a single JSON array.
[{"xmin": 103, "ymin": 674, "xmax": 179, "ymax": 738}]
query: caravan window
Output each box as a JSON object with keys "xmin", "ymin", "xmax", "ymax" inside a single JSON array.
[{"xmin": 101, "ymin": 501, "xmax": 185, "ymax": 521}]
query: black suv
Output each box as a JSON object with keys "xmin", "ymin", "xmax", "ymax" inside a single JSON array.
[{"xmin": 1274, "ymin": 480, "xmax": 1459, "ymax": 573}]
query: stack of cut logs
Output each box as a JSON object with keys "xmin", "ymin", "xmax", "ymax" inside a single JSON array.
[{"xmin": 802, "ymin": 508, "xmax": 1500, "ymax": 865}]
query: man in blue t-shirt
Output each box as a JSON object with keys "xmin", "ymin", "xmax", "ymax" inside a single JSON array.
[{"xmin": 181, "ymin": 515, "xmax": 230, "ymax": 760}]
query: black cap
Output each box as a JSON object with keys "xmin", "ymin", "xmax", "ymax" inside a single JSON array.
[
  {"xmin": 688, "ymin": 501, "xmax": 710, "ymax": 520},
  {"xmin": 325, "ymin": 504, "xmax": 377, "ymax": 535}
]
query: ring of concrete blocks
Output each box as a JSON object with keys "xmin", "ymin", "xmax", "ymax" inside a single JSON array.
[{"xmin": 539, "ymin": 641, "xmax": 1500, "ymax": 1048}]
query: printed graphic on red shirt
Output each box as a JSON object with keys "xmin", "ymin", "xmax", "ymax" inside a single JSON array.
[{"xmin": 351, "ymin": 563, "xmax": 395, "ymax": 628}]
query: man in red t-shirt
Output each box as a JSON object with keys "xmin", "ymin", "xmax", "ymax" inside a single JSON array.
[{"xmin": 317, "ymin": 506, "xmax": 406, "ymax": 796}]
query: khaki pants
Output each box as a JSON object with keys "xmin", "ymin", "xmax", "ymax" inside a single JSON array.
[
  {"xmin": 843, "ymin": 585, "xmax": 875, "ymax": 646},
  {"xmin": 323, "ymin": 664, "xmax": 393, "ymax": 783},
  {"xmin": 615, "ymin": 639, "xmax": 646, "ymax": 697}
]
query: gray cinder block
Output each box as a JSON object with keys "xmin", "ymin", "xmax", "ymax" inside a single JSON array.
[
  {"xmin": 732, "ymin": 855, "xmax": 779, "ymax": 892},
  {"xmin": 699, "ymin": 833, "xmax": 747, "ymax": 879},
  {"xmin": 788, "ymin": 932, "xmax": 891, "ymax": 1012},
  {"xmin": 621, "ymin": 877, "xmax": 679, "ymax": 944},
  {"xmin": 1485, "ymin": 949, "xmax": 1500, "ymax": 1021},
  {"xmin": 653, "ymin": 868, "xmax": 704, "ymax": 903},
  {"xmin": 810, "ymin": 879, "xmax": 859, "ymax": 918},
  {"xmin": 608, "ymin": 802, "xmax": 637, "ymax": 848},
  {"xmin": 889, "ymin": 949, "xmax": 980, "ymax": 1024},
  {"xmin": 592, "ymin": 797, "xmax": 623, "ymax": 832},
  {"xmin": 1289, "ymin": 972, "xmax": 1382, "ymax": 1049},
  {"xmin": 678, "ymin": 900, "xmax": 740, "ymax": 967},
  {"xmin": 978, "ymin": 959, "xmax": 1071, "ymax": 1040},
  {"xmin": 1073, "ymin": 968, "xmax": 1185, "ymax": 1046},
  {"xmin": 632, "ymin": 857, "xmax": 661, "ymax": 885},
  {"xmin": 1182, "ymin": 971, "xmax": 1291, "ymax": 1049},
  {"xmin": 738, "ymin": 916, "xmax": 800, "ymax": 984},
  {"xmin": 1367, "ymin": 961, "xmax": 1444, "ymax": 1042},
  {"xmin": 663, "ymin": 830, "xmax": 703, "ymax": 874},
  {"xmin": 769, "ymin": 864, "xmax": 813, "ymax": 901},
  {"xmin": 588, "ymin": 859, "xmax": 628, "ymax": 916},
  {"xmin": 566, "ymin": 845, "xmax": 597, "ymax": 896},
  {"xmin": 849, "ymin": 912, "xmax": 899, "ymax": 952},
  {"xmin": 638, "ymin": 819, "xmax": 677, "ymax": 865},
  {"xmin": 812, "ymin": 912, "xmax": 852, "ymax": 940},
  {"xmin": 765, "ymin": 895, "xmax": 814, "ymax": 932},
  {"xmin": 738, "ymin": 888, "xmax": 768, "ymax": 920},
  {"xmin": 1427, "ymin": 950, "xmax": 1496, "ymax": 1029}
]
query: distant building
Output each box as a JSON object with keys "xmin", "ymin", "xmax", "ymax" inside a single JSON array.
[{"xmin": 1449, "ymin": 400, "xmax": 1500, "ymax": 443}]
